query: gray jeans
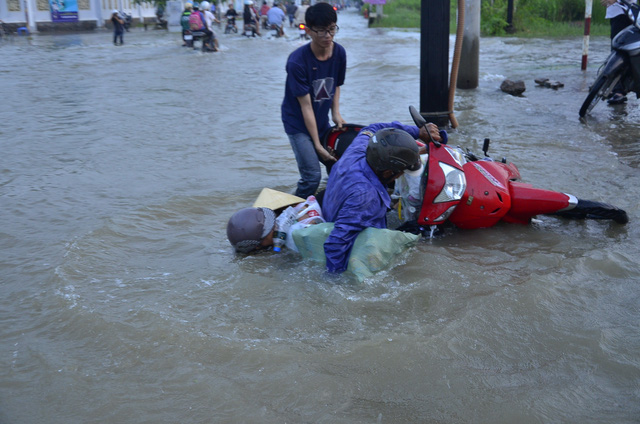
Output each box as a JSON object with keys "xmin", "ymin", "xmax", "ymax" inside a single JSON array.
[{"xmin": 288, "ymin": 132, "xmax": 322, "ymax": 199}]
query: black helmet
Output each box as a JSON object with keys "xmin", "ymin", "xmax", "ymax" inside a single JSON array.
[
  {"xmin": 227, "ymin": 207, "xmax": 276, "ymax": 253},
  {"xmin": 366, "ymin": 128, "xmax": 421, "ymax": 174}
]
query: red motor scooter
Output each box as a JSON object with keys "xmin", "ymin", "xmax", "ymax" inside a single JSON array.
[
  {"xmin": 402, "ymin": 106, "xmax": 628, "ymax": 236},
  {"xmin": 322, "ymin": 107, "xmax": 628, "ymax": 237}
]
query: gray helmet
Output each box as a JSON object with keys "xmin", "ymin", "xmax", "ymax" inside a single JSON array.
[
  {"xmin": 366, "ymin": 128, "xmax": 421, "ymax": 174},
  {"xmin": 227, "ymin": 207, "xmax": 276, "ymax": 253}
]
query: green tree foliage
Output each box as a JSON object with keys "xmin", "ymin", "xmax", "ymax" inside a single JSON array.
[
  {"xmin": 371, "ymin": 0, "xmax": 610, "ymax": 36},
  {"xmin": 481, "ymin": 0, "xmax": 509, "ymax": 35},
  {"xmin": 482, "ymin": 0, "xmax": 607, "ymax": 35}
]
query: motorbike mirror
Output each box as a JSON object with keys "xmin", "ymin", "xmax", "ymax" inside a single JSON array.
[
  {"xmin": 409, "ymin": 105, "xmax": 440, "ymax": 147},
  {"xmin": 409, "ymin": 105, "xmax": 427, "ymax": 128},
  {"xmin": 483, "ymin": 138, "xmax": 490, "ymax": 156}
]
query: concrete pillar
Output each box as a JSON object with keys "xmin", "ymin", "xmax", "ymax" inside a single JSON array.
[
  {"xmin": 166, "ymin": 0, "xmax": 182, "ymax": 31},
  {"xmin": 457, "ymin": 0, "xmax": 480, "ymax": 89},
  {"xmin": 94, "ymin": 0, "xmax": 104, "ymax": 27},
  {"xmin": 24, "ymin": 0, "xmax": 37, "ymax": 32}
]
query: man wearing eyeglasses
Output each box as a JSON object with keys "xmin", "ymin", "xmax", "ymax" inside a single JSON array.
[{"xmin": 281, "ymin": 2, "xmax": 347, "ymax": 199}]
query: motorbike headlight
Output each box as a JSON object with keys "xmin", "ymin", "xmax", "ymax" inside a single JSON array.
[
  {"xmin": 434, "ymin": 163, "xmax": 466, "ymax": 203},
  {"xmin": 445, "ymin": 146, "xmax": 467, "ymax": 168}
]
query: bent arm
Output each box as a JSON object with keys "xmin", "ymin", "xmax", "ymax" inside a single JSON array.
[
  {"xmin": 362, "ymin": 121, "xmax": 420, "ymax": 139},
  {"xmin": 297, "ymin": 94, "xmax": 336, "ymax": 163},
  {"xmin": 324, "ymin": 190, "xmax": 381, "ymax": 274},
  {"xmin": 331, "ymin": 86, "xmax": 345, "ymax": 128}
]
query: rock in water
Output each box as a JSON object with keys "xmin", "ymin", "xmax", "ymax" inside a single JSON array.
[{"xmin": 501, "ymin": 79, "xmax": 526, "ymax": 96}]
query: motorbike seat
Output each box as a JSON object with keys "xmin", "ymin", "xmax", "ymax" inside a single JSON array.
[{"xmin": 322, "ymin": 123, "xmax": 366, "ymax": 160}]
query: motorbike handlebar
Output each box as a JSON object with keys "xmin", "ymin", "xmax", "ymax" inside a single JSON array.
[{"xmin": 408, "ymin": 105, "xmax": 441, "ymax": 147}]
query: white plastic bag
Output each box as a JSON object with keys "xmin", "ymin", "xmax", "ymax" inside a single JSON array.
[
  {"xmin": 394, "ymin": 154, "xmax": 427, "ymax": 222},
  {"xmin": 282, "ymin": 195, "xmax": 326, "ymax": 252}
]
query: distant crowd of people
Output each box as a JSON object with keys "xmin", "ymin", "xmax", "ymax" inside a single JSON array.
[{"xmin": 178, "ymin": 0, "xmax": 308, "ymax": 44}]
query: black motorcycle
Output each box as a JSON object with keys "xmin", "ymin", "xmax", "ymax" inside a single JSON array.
[
  {"xmin": 183, "ymin": 30, "xmax": 216, "ymax": 52},
  {"xmin": 580, "ymin": 0, "xmax": 640, "ymax": 117},
  {"xmin": 120, "ymin": 11, "xmax": 132, "ymax": 32},
  {"xmin": 225, "ymin": 18, "xmax": 238, "ymax": 34}
]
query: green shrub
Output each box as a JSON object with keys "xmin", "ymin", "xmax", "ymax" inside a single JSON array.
[{"xmin": 373, "ymin": 0, "xmax": 610, "ymax": 36}]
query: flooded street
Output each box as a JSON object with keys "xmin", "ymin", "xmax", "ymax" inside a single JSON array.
[{"xmin": 1, "ymin": 9, "xmax": 639, "ymax": 423}]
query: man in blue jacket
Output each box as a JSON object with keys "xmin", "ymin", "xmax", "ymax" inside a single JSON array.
[{"xmin": 322, "ymin": 121, "xmax": 446, "ymax": 274}]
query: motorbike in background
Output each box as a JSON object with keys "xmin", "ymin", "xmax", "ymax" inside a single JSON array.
[
  {"xmin": 579, "ymin": 0, "xmax": 640, "ymax": 117},
  {"xmin": 183, "ymin": 30, "xmax": 216, "ymax": 51},
  {"xmin": 225, "ymin": 18, "xmax": 238, "ymax": 34},
  {"xmin": 119, "ymin": 11, "xmax": 132, "ymax": 32},
  {"xmin": 297, "ymin": 23, "xmax": 309, "ymax": 40},
  {"xmin": 268, "ymin": 23, "xmax": 283, "ymax": 38},
  {"xmin": 243, "ymin": 22, "xmax": 258, "ymax": 37}
]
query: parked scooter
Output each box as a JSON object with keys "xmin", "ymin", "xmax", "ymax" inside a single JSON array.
[
  {"xmin": 579, "ymin": 0, "xmax": 640, "ymax": 117},
  {"xmin": 323, "ymin": 107, "xmax": 628, "ymax": 237}
]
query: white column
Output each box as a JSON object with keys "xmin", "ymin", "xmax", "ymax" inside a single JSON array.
[
  {"xmin": 94, "ymin": 0, "xmax": 104, "ymax": 27},
  {"xmin": 24, "ymin": 0, "xmax": 37, "ymax": 32}
]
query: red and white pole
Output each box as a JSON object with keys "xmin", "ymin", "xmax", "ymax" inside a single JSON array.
[{"xmin": 582, "ymin": 0, "xmax": 593, "ymax": 70}]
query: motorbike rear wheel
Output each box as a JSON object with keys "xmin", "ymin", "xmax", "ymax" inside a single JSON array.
[{"xmin": 552, "ymin": 199, "xmax": 628, "ymax": 224}]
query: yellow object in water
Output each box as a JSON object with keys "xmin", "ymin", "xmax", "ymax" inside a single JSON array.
[{"xmin": 252, "ymin": 188, "xmax": 304, "ymax": 211}]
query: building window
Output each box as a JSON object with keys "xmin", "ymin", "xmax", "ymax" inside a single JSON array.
[{"xmin": 8, "ymin": 0, "xmax": 20, "ymax": 11}]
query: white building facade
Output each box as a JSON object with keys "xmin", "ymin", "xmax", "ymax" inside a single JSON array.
[{"xmin": 0, "ymin": 0, "xmax": 157, "ymax": 32}]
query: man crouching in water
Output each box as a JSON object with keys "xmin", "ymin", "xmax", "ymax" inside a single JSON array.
[
  {"xmin": 322, "ymin": 121, "xmax": 446, "ymax": 275},
  {"xmin": 227, "ymin": 207, "xmax": 277, "ymax": 253}
]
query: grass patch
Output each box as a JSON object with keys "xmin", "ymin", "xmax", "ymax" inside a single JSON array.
[
  {"xmin": 370, "ymin": 8, "xmax": 421, "ymax": 28},
  {"xmin": 369, "ymin": 14, "xmax": 610, "ymax": 38},
  {"xmin": 513, "ymin": 21, "xmax": 609, "ymax": 37},
  {"xmin": 364, "ymin": 0, "xmax": 611, "ymax": 38}
]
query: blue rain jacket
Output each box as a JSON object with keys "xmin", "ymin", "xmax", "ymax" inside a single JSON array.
[{"xmin": 322, "ymin": 121, "xmax": 421, "ymax": 274}]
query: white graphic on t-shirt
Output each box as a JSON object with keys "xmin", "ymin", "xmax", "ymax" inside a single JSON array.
[{"xmin": 312, "ymin": 77, "xmax": 334, "ymax": 104}]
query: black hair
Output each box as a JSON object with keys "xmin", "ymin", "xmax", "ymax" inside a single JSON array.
[{"xmin": 305, "ymin": 2, "xmax": 337, "ymax": 28}]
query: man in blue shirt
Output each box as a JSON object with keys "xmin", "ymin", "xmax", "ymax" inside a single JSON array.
[
  {"xmin": 281, "ymin": 2, "xmax": 346, "ymax": 199},
  {"xmin": 322, "ymin": 121, "xmax": 446, "ymax": 274},
  {"xmin": 267, "ymin": 2, "xmax": 286, "ymax": 36}
]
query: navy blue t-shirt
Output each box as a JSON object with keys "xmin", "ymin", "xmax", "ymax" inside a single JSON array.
[{"xmin": 281, "ymin": 42, "xmax": 347, "ymax": 137}]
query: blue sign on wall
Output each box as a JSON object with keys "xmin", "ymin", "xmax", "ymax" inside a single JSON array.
[{"xmin": 50, "ymin": 0, "xmax": 79, "ymax": 22}]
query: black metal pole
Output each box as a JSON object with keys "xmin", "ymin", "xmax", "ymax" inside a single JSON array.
[
  {"xmin": 506, "ymin": 0, "xmax": 514, "ymax": 33},
  {"xmin": 420, "ymin": 0, "xmax": 450, "ymax": 127}
]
